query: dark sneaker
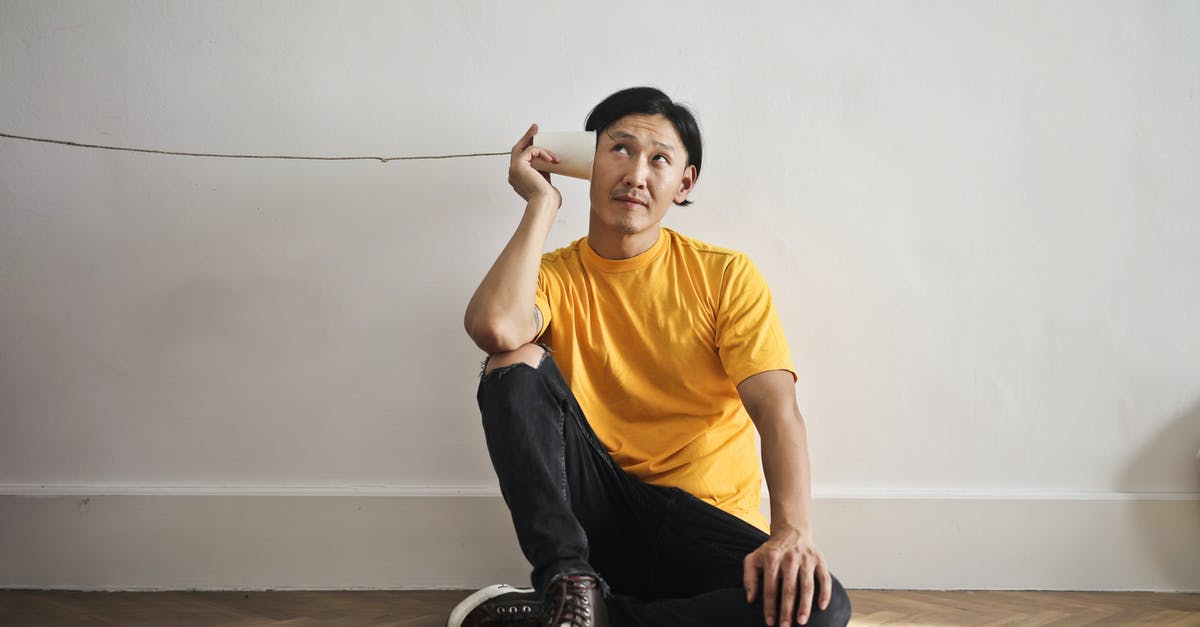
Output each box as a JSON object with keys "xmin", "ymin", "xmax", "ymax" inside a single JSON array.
[
  {"xmin": 447, "ymin": 584, "xmax": 543, "ymax": 626},
  {"xmin": 543, "ymin": 575, "xmax": 608, "ymax": 627}
]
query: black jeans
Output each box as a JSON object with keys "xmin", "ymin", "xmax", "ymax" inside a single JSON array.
[{"xmin": 477, "ymin": 347, "xmax": 852, "ymax": 627}]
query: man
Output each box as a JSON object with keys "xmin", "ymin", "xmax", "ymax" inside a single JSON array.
[{"xmin": 452, "ymin": 87, "xmax": 852, "ymax": 627}]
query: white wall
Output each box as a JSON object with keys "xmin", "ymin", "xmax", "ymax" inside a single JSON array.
[{"xmin": 1, "ymin": 0, "xmax": 1198, "ymax": 591}]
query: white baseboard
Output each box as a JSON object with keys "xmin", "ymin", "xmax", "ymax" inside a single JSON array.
[{"xmin": 1, "ymin": 488, "xmax": 1197, "ymax": 591}]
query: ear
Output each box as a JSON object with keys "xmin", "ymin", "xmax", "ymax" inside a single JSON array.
[{"xmin": 673, "ymin": 164, "xmax": 698, "ymax": 204}]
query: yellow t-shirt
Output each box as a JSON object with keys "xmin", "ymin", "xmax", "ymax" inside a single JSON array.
[{"xmin": 534, "ymin": 227, "xmax": 795, "ymax": 532}]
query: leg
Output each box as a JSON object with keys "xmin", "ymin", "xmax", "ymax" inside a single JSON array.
[
  {"xmin": 606, "ymin": 490, "xmax": 852, "ymax": 626},
  {"xmin": 607, "ymin": 578, "xmax": 851, "ymax": 627},
  {"xmin": 477, "ymin": 344, "xmax": 670, "ymax": 627},
  {"xmin": 478, "ymin": 344, "xmax": 658, "ymax": 596},
  {"xmin": 478, "ymin": 344, "xmax": 594, "ymax": 592}
]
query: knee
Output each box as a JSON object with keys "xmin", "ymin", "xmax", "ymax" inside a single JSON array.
[
  {"xmin": 482, "ymin": 343, "xmax": 548, "ymax": 376},
  {"xmin": 816, "ymin": 575, "xmax": 852, "ymax": 626}
]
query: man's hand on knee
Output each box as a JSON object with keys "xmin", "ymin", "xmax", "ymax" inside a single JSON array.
[{"xmin": 743, "ymin": 529, "xmax": 832, "ymax": 626}]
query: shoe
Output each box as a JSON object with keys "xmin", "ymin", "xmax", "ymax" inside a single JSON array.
[
  {"xmin": 543, "ymin": 575, "xmax": 608, "ymax": 627},
  {"xmin": 447, "ymin": 583, "xmax": 543, "ymax": 626}
]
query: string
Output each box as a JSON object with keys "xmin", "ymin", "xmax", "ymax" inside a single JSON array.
[{"xmin": 0, "ymin": 131, "xmax": 508, "ymax": 163}]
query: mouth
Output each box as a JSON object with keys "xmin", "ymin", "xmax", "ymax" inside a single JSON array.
[{"xmin": 614, "ymin": 195, "xmax": 648, "ymax": 207}]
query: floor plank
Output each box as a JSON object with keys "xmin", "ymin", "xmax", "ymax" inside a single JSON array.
[{"xmin": 0, "ymin": 589, "xmax": 1196, "ymax": 626}]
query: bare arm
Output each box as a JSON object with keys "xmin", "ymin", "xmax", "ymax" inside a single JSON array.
[
  {"xmin": 464, "ymin": 124, "xmax": 561, "ymax": 353},
  {"xmin": 738, "ymin": 369, "xmax": 831, "ymax": 626}
]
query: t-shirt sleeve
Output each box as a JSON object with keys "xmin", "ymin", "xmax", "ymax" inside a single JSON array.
[
  {"xmin": 533, "ymin": 257, "xmax": 555, "ymax": 340},
  {"xmin": 715, "ymin": 254, "xmax": 797, "ymax": 385}
]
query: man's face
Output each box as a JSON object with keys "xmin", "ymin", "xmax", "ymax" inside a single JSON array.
[{"xmin": 589, "ymin": 113, "xmax": 697, "ymax": 238}]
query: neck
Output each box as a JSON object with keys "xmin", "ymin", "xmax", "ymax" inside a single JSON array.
[{"xmin": 587, "ymin": 222, "xmax": 662, "ymax": 260}]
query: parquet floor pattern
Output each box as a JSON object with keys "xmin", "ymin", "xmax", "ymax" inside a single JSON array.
[
  {"xmin": 845, "ymin": 590, "xmax": 1199, "ymax": 626},
  {"xmin": 0, "ymin": 589, "xmax": 1196, "ymax": 626}
]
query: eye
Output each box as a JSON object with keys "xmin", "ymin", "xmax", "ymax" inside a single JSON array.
[
  {"xmin": 613, "ymin": 144, "xmax": 629, "ymax": 154},
  {"xmin": 653, "ymin": 154, "xmax": 670, "ymax": 163}
]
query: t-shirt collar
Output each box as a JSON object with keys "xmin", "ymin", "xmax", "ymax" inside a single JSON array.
[{"xmin": 582, "ymin": 228, "xmax": 669, "ymax": 273}]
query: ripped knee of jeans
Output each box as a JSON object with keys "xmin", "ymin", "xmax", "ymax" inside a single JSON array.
[{"xmin": 480, "ymin": 343, "xmax": 550, "ymax": 378}]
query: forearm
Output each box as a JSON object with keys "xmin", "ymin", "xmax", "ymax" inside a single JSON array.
[
  {"xmin": 746, "ymin": 404, "xmax": 835, "ymax": 627},
  {"xmin": 464, "ymin": 198, "xmax": 557, "ymax": 353},
  {"xmin": 740, "ymin": 373, "xmax": 835, "ymax": 624},
  {"xmin": 761, "ymin": 411, "xmax": 814, "ymax": 536}
]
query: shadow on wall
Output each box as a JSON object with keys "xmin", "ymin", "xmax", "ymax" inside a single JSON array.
[{"xmin": 1119, "ymin": 399, "xmax": 1200, "ymax": 589}]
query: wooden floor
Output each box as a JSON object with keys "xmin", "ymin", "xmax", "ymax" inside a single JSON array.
[{"xmin": 0, "ymin": 589, "xmax": 1196, "ymax": 626}]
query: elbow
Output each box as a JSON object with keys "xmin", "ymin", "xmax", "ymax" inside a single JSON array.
[{"xmin": 464, "ymin": 317, "xmax": 528, "ymax": 355}]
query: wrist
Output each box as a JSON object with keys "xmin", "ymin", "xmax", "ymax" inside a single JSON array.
[
  {"xmin": 770, "ymin": 521, "xmax": 812, "ymax": 539},
  {"xmin": 526, "ymin": 194, "xmax": 560, "ymax": 213}
]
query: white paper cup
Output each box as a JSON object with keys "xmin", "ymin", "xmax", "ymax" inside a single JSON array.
[{"xmin": 532, "ymin": 131, "xmax": 595, "ymax": 181}]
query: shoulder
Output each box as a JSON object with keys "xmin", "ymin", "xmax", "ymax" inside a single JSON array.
[
  {"xmin": 664, "ymin": 228, "xmax": 758, "ymax": 278},
  {"xmin": 665, "ymin": 228, "xmax": 741, "ymax": 260},
  {"xmin": 541, "ymin": 237, "xmax": 587, "ymax": 268}
]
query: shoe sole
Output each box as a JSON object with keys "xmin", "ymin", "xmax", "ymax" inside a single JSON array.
[{"xmin": 447, "ymin": 583, "xmax": 536, "ymax": 627}]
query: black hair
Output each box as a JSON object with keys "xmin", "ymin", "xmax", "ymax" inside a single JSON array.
[{"xmin": 585, "ymin": 86, "xmax": 702, "ymax": 206}]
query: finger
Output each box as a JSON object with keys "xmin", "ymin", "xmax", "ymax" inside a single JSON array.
[
  {"xmin": 743, "ymin": 555, "xmax": 759, "ymax": 603},
  {"xmin": 763, "ymin": 555, "xmax": 781, "ymax": 625},
  {"xmin": 521, "ymin": 146, "xmax": 560, "ymax": 167},
  {"xmin": 778, "ymin": 555, "xmax": 799, "ymax": 627},
  {"xmin": 796, "ymin": 561, "xmax": 816, "ymax": 625},
  {"xmin": 511, "ymin": 123, "xmax": 538, "ymax": 154},
  {"xmin": 817, "ymin": 560, "xmax": 833, "ymax": 610},
  {"xmin": 525, "ymin": 147, "xmax": 560, "ymax": 167},
  {"xmin": 527, "ymin": 152, "xmax": 555, "ymax": 185},
  {"xmin": 510, "ymin": 146, "xmax": 558, "ymax": 191}
]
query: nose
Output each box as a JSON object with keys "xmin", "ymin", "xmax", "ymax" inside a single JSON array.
[{"xmin": 622, "ymin": 157, "xmax": 649, "ymax": 189}]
